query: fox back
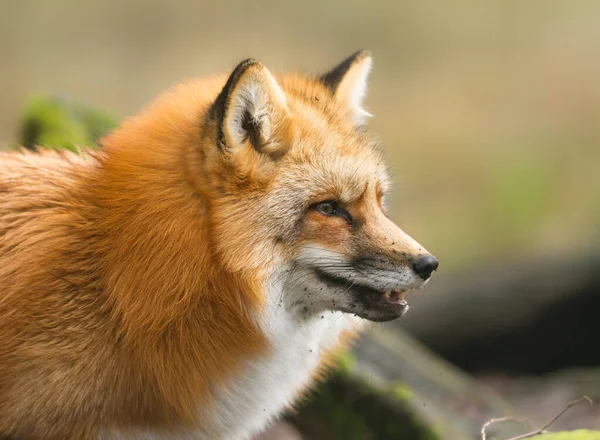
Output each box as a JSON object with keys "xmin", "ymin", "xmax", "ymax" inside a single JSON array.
[{"xmin": 0, "ymin": 51, "xmax": 438, "ymax": 439}]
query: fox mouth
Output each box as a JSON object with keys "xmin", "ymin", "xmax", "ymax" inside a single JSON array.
[{"xmin": 313, "ymin": 269, "xmax": 409, "ymax": 322}]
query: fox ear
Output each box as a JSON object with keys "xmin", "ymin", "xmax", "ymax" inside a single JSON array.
[
  {"xmin": 211, "ymin": 59, "xmax": 291, "ymax": 160},
  {"xmin": 320, "ymin": 50, "xmax": 373, "ymax": 126}
]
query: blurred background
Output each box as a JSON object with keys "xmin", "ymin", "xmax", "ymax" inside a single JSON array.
[{"xmin": 2, "ymin": 1, "xmax": 599, "ymax": 438}]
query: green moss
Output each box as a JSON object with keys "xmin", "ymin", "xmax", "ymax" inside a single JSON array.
[
  {"xmin": 537, "ymin": 430, "xmax": 600, "ymax": 440},
  {"xmin": 290, "ymin": 370, "xmax": 439, "ymax": 440},
  {"xmin": 18, "ymin": 96, "xmax": 117, "ymax": 152},
  {"xmin": 336, "ymin": 351, "xmax": 355, "ymax": 376},
  {"xmin": 392, "ymin": 383, "xmax": 414, "ymax": 402}
]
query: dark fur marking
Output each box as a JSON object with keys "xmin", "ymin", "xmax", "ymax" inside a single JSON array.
[
  {"xmin": 208, "ymin": 58, "xmax": 262, "ymax": 151},
  {"xmin": 320, "ymin": 50, "xmax": 371, "ymax": 95},
  {"xmin": 241, "ymin": 109, "xmax": 261, "ymax": 149}
]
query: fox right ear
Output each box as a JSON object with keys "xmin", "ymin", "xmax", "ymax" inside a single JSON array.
[
  {"xmin": 210, "ymin": 59, "xmax": 292, "ymax": 160},
  {"xmin": 320, "ymin": 50, "xmax": 373, "ymax": 127}
]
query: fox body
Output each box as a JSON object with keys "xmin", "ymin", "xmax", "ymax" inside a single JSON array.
[{"xmin": 0, "ymin": 51, "xmax": 438, "ymax": 439}]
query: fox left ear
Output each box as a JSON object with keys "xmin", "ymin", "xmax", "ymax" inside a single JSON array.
[
  {"xmin": 320, "ymin": 50, "xmax": 373, "ymax": 127},
  {"xmin": 210, "ymin": 59, "xmax": 292, "ymax": 160}
]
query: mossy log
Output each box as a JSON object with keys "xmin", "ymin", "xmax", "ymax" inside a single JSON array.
[{"xmin": 289, "ymin": 325, "xmax": 527, "ymax": 440}]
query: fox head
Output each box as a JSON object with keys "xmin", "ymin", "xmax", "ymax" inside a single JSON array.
[
  {"xmin": 104, "ymin": 51, "xmax": 438, "ymax": 324},
  {"xmin": 189, "ymin": 51, "xmax": 438, "ymax": 322}
]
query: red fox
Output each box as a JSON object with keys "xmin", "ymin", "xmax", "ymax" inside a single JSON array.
[{"xmin": 0, "ymin": 51, "xmax": 438, "ymax": 439}]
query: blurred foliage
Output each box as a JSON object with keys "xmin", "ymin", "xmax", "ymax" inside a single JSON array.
[
  {"xmin": 484, "ymin": 159, "xmax": 553, "ymax": 238},
  {"xmin": 18, "ymin": 96, "xmax": 116, "ymax": 152}
]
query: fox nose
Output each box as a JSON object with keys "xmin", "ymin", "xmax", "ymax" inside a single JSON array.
[{"xmin": 413, "ymin": 255, "xmax": 439, "ymax": 280}]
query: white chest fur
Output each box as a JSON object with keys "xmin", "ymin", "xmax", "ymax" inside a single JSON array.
[{"xmin": 199, "ymin": 273, "xmax": 362, "ymax": 440}]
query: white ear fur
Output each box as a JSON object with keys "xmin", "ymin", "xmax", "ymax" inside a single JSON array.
[
  {"xmin": 321, "ymin": 51, "xmax": 373, "ymax": 127},
  {"xmin": 336, "ymin": 56, "xmax": 373, "ymax": 126},
  {"xmin": 222, "ymin": 62, "xmax": 288, "ymax": 154}
]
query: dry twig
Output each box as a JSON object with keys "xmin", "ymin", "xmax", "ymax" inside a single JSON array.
[
  {"xmin": 481, "ymin": 396, "xmax": 594, "ymax": 440},
  {"xmin": 481, "ymin": 417, "xmax": 530, "ymax": 440}
]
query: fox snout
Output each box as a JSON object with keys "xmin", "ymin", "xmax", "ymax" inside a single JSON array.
[
  {"xmin": 293, "ymin": 224, "xmax": 438, "ymax": 322},
  {"xmin": 354, "ymin": 211, "xmax": 438, "ymax": 284},
  {"xmin": 351, "ymin": 249, "xmax": 438, "ymax": 287}
]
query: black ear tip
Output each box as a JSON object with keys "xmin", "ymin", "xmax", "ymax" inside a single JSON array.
[
  {"xmin": 353, "ymin": 49, "xmax": 372, "ymax": 60},
  {"xmin": 227, "ymin": 59, "xmax": 265, "ymax": 86},
  {"xmin": 234, "ymin": 58, "xmax": 263, "ymax": 73},
  {"xmin": 337, "ymin": 50, "xmax": 372, "ymax": 68},
  {"xmin": 320, "ymin": 50, "xmax": 373, "ymax": 92}
]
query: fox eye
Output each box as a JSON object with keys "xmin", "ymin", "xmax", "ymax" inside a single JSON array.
[
  {"xmin": 313, "ymin": 201, "xmax": 352, "ymax": 224},
  {"xmin": 317, "ymin": 202, "xmax": 335, "ymax": 215}
]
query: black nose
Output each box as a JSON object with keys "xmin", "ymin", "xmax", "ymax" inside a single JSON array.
[{"xmin": 413, "ymin": 255, "xmax": 439, "ymax": 280}]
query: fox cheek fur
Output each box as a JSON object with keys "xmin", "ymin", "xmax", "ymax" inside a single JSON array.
[{"xmin": 0, "ymin": 50, "xmax": 437, "ymax": 439}]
